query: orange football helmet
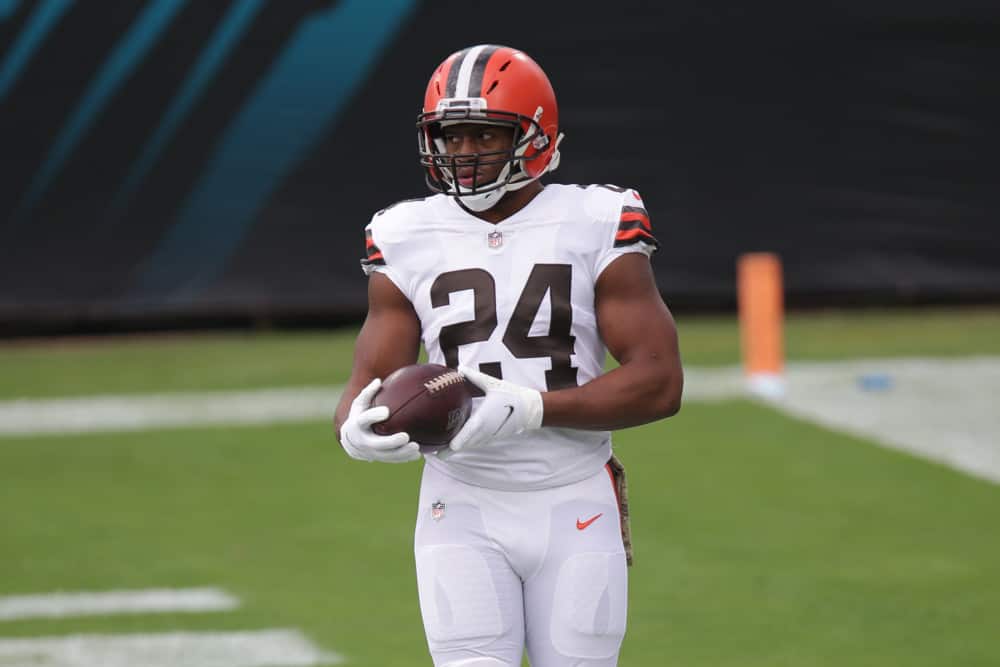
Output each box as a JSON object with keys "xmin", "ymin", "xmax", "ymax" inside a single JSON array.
[{"xmin": 417, "ymin": 44, "xmax": 564, "ymax": 211}]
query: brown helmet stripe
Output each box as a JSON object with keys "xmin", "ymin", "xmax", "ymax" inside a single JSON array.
[
  {"xmin": 444, "ymin": 48, "xmax": 469, "ymax": 97},
  {"xmin": 445, "ymin": 45, "xmax": 501, "ymax": 98},
  {"xmin": 468, "ymin": 45, "xmax": 500, "ymax": 97}
]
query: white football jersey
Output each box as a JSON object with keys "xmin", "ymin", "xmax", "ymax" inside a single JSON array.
[{"xmin": 362, "ymin": 183, "xmax": 658, "ymax": 490}]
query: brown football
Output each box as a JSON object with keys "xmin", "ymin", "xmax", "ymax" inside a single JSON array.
[{"xmin": 372, "ymin": 363, "xmax": 473, "ymax": 453}]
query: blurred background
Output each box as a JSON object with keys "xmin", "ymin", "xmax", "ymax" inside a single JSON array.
[
  {"xmin": 1, "ymin": 2, "xmax": 999, "ymax": 666},
  {"xmin": 1, "ymin": 0, "xmax": 997, "ymax": 333}
]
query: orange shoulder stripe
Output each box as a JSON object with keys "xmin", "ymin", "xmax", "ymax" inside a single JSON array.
[
  {"xmin": 615, "ymin": 227, "xmax": 656, "ymax": 242},
  {"xmin": 619, "ymin": 211, "xmax": 651, "ymax": 231}
]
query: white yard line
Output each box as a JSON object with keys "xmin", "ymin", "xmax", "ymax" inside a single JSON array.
[
  {"xmin": 684, "ymin": 358, "xmax": 1000, "ymax": 484},
  {"xmin": 0, "ymin": 588, "xmax": 238, "ymax": 622},
  {"xmin": 0, "ymin": 371, "xmax": 745, "ymax": 437},
  {"xmin": 0, "ymin": 358, "xmax": 997, "ymax": 484},
  {"xmin": 678, "ymin": 365, "xmax": 746, "ymax": 401},
  {"xmin": 0, "ymin": 387, "xmax": 342, "ymax": 435},
  {"xmin": 773, "ymin": 357, "xmax": 1000, "ymax": 485},
  {"xmin": 0, "ymin": 629, "xmax": 341, "ymax": 666}
]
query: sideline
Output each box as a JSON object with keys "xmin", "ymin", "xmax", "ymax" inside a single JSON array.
[
  {"xmin": 1, "ymin": 358, "xmax": 997, "ymax": 484},
  {"xmin": 776, "ymin": 357, "xmax": 1000, "ymax": 485},
  {"xmin": 0, "ymin": 369, "xmax": 749, "ymax": 436}
]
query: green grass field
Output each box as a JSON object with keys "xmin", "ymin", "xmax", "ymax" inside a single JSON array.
[{"xmin": 1, "ymin": 307, "xmax": 999, "ymax": 666}]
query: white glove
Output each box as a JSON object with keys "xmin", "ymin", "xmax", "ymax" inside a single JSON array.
[
  {"xmin": 449, "ymin": 366, "xmax": 544, "ymax": 452},
  {"xmin": 339, "ymin": 378, "xmax": 421, "ymax": 463}
]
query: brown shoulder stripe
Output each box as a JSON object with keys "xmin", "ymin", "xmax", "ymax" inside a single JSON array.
[
  {"xmin": 619, "ymin": 205, "xmax": 651, "ymax": 231},
  {"xmin": 361, "ymin": 229, "xmax": 385, "ymax": 266},
  {"xmin": 615, "ymin": 205, "xmax": 659, "ymax": 249}
]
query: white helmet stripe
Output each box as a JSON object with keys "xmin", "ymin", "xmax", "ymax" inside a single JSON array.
[{"xmin": 454, "ymin": 44, "xmax": 488, "ymax": 98}]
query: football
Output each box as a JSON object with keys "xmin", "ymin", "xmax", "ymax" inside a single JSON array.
[{"xmin": 372, "ymin": 363, "xmax": 473, "ymax": 453}]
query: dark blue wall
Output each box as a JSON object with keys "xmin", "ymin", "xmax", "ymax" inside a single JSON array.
[{"xmin": 1, "ymin": 0, "xmax": 997, "ymax": 330}]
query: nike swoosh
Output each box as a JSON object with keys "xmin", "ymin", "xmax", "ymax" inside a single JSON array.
[
  {"xmin": 490, "ymin": 405, "xmax": 515, "ymax": 437},
  {"xmin": 576, "ymin": 513, "xmax": 603, "ymax": 530}
]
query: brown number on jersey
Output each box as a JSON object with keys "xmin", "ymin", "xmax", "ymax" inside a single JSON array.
[{"xmin": 429, "ymin": 264, "xmax": 578, "ymax": 391}]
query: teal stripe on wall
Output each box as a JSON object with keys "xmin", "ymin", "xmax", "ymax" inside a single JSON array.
[
  {"xmin": 134, "ymin": 0, "xmax": 418, "ymax": 302},
  {"xmin": 0, "ymin": 0, "xmax": 22, "ymax": 20},
  {"xmin": 0, "ymin": 0, "xmax": 72, "ymax": 99},
  {"xmin": 108, "ymin": 0, "xmax": 265, "ymax": 221},
  {"xmin": 11, "ymin": 0, "xmax": 186, "ymax": 224}
]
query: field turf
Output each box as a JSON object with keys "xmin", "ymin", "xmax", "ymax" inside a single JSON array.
[{"xmin": 1, "ymin": 307, "xmax": 999, "ymax": 666}]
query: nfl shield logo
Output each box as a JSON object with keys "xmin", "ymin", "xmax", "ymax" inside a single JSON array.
[
  {"xmin": 487, "ymin": 231, "xmax": 503, "ymax": 248},
  {"xmin": 431, "ymin": 501, "xmax": 446, "ymax": 521}
]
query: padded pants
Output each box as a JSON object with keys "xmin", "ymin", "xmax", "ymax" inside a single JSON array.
[{"xmin": 414, "ymin": 464, "xmax": 627, "ymax": 667}]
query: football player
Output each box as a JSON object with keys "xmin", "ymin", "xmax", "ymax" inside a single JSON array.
[{"xmin": 335, "ymin": 44, "xmax": 683, "ymax": 667}]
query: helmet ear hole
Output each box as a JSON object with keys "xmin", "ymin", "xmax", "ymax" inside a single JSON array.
[{"xmin": 524, "ymin": 152, "xmax": 549, "ymax": 179}]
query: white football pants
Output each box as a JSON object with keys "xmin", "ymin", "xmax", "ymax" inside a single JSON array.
[{"xmin": 414, "ymin": 463, "xmax": 628, "ymax": 667}]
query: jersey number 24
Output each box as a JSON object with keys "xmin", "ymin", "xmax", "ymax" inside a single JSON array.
[{"xmin": 430, "ymin": 264, "xmax": 578, "ymax": 391}]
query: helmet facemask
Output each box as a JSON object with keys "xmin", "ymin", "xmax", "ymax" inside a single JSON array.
[{"xmin": 417, "ymin": 100, "xmax": 555, "ymax": 212}]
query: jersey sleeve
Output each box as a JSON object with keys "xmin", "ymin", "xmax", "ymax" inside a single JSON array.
[
  {"xmin": 594, "ymin": 187, "xmax": 659, "ymax": 278},
  {"xmin": 359, "ymin": 215, "xmax": 413, "ymax": 301},
  {"xmin": 360, "ymin": 227, "xmax": 385, "ymax": 275}
]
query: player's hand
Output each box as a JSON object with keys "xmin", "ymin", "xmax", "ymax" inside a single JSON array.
[
  {"xmin": 449, "ymin": 366, "xmax": 544, "ymax": 452},
  {"xmin": 339, "ymin": 378, "xmax": 421, "ymax": 463}
]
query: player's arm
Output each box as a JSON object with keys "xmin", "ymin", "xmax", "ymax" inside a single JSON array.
[
  {"xmin": 334, "ymin": 272, "xmax": 422, "ymax": 461},
  {"xmin": 451, "ymin": 252, "xmax": 681, "ymax": 452},
  {"xmin": 334, "ymin": 273, "xmax": 421, "ymax": 436},
  {"xmin": 542, "ymin": 252, "xmax": 682, "ymax": 429}
]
